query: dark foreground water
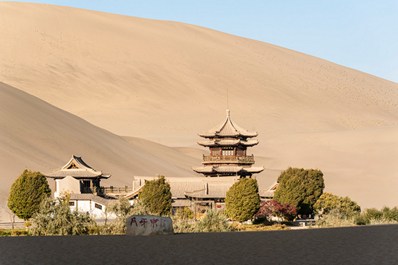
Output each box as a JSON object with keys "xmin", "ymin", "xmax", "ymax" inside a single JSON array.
[{"xmin": 1, "ymin": 225, "xmax": 397, "ymax": 265}]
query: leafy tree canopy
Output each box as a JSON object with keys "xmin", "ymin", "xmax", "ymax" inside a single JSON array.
[
  {"xmin": 255, "ymin": 200, "xmax": 297, "ymax": 222},
  {"xmin": 225, "ymin": 178, "xmax": 260, "ymax": 222},
  {"xmin": 138, "ymin": 176, "xmax": 172, "ymax": 216},
  {"xmin": 314, "ymin": 192, "xmax": 361, "ymax": 218},
  {"xmin": 8, "ymin": 169, "xmax": 51, "ymax": 220},
  {"xmin": 273, "ymin": 167, "xmax": 325, "ymax": 215}
]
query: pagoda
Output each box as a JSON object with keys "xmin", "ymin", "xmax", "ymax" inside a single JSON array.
[{"xmin": 193, "ymin": 109, "xmax": 264, "ymax": 178}]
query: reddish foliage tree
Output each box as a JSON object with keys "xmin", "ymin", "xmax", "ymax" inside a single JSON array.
[{"xmin": 255, "ymin": 200, "xmax": 297, "ymax": 222}]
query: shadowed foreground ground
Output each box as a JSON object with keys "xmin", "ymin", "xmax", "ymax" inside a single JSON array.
[{"xmin": 0, "ymin": 225, "xmax": 397, "ymax": 265}]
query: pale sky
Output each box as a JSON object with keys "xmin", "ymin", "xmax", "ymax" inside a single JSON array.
[{"xmin": 4, "ymin": 0, "xmax": 398, "ymax": 83}]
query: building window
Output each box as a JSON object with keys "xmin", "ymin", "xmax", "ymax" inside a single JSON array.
[
  {"xmin": 210, "ymin": 147, "xmax": 221, "ymax": 156},
  {"xmin": 69, "ymin": 201, "xmax": 75, "ymax": 206},
  {"xmin": 222, "ymin": 150, "xmax": 234, "ymax": 156},
  {"xmin": 95, "ymin": 203, "xmax": 103, "ymax": 210},
  {"xmin": 81, "ymin": 180, "xmax": 92, "ymax": 193}
]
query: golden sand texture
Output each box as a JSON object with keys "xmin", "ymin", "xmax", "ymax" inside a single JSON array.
[
  {"xmin": 0, "ymin": 3, "xmax": 397, "ymax": 212},
  {"xmin": 0, "ymin": 83, "xmax": 200, "ymax": 221}
]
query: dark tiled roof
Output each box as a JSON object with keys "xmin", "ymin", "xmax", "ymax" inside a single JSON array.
[
  {"xmin": 44, "ymin": 155, "xmax": 110, "ymax": 179},
  {"xmin": 199, "ymin": 110, "xmax": 258, "ymax": 138}
]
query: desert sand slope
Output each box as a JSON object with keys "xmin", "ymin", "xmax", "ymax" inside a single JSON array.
[
  {"xmin": 0, "ymin": 82, "xmax": 200, "ymax": 220},
  {"xmin": 0, "ymin": 3, "xmax": 398, "ymax": 209},
  {"xmin": 1, "ymin": 2, "xmax": 397, "ymax": 145}
]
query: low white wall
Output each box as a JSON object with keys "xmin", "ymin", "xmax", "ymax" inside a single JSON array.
[{"xmin": 69, "ymin": 200, "xmax": 116, "ymax": 219}]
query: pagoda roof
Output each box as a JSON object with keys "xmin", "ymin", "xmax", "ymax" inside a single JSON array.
[
  {"xmin": 45, "ymin": 155, "xmax": 110, "ymax": 179},
  {"xmin": 192, "ymin": 165, "xmax": 264, "ymax": 174},
  {"xmin": 129, "ymin": 176, "xmax": 238, "ymax": 200},
  {"xmin": 184, "ymin": 183, "xmax": 232, "ymax": 199},
  {"xmin": 197, "ymin": 139, "xmax": 259, "ymax": 147},
  {"xmin": 199, "ymin": 109, "xmax": 258, "ymax": 138}
]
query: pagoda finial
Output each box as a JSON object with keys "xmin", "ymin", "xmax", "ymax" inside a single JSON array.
[{"xmin": 226, "ymin": 109, "xmax": 230, "ymax": 118}]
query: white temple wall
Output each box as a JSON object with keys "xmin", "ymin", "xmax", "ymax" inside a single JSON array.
[
  {"xmin": 54, "ymin": 176, "xmax": 80, "ymax": 198},
  {"xmin": 69, "ymin": 200, "xmax": 116, "ymax": 219}
]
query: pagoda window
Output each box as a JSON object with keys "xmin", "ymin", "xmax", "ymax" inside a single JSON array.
[
  {"xmin": 236, "ymin": 147, "xmax": 246, "ymax": 156},
  {"xmin": 210, "ymin": 147, "xmax": 221, "ymax": 156},
  {"xmin": 222, "ymin": 149, "xmax": 234, "ymax": 156}
]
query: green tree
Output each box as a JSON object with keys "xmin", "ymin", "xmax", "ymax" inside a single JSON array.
[
  {"xmin": 138, "ymin": 176, "xmax": 172, "ymax": 216},
  {"xmin": 225, "ymin": 178, "xmax": 260, "ymax": 222},
  {"xmin": 274, "ymin": 167, "xmax": 324, "ymax": 215},
  {"xmin": 31, "ymin": 196, "xmax": 93, "ymax": 236},
  {"xmin": 314, "ymin": 192, "xmax": 361, "ymax": 218},
  {"xmin": 8, "ymin": 169, "xmax": 51, "ymax": 220}
]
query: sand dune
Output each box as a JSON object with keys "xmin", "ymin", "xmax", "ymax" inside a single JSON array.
[
  {"xmin": 0, "ymin": 82, "xmax": 201, "ymax": 220},
  {"xmin": 0, "ymin": 3, "xmax": 398, "ymax": 209}
]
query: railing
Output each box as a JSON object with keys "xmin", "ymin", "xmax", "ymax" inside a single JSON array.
[
  {"xmin": 101, "ymin": 186, "xmax": 133, "ymax": 195},
  {"xmin": 202, "ymin": 154, "xmax": 255, "ymax": 164}
]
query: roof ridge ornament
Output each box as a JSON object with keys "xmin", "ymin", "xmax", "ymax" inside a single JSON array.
[{"xmin": 226, "ymin": 109, "xmax": 230, "ymax": 118}]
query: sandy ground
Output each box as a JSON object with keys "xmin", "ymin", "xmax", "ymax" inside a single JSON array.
[
  {"xmin": 0, "ymin": 2, "xmax": 398, "ymax": 213},
  {"xmin": 0, "ymin": 225, "xmax": 397, "ymax": 265}
]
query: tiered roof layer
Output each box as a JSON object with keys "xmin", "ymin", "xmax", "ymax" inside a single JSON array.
[
  {"xmin": 45, "ymin": 155, "xmax": 110, "ymax": 179},
  {"xmin": 199, "ymin": 109, "xmax": 258, "ymax": 138}
]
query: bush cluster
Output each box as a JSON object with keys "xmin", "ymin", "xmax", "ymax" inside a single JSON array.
[
  {"xmin": 31, "ymin": 196, "xmax": 94, "ymax": 236},
  {"xmin": 172, "ymin": 209, "xmax": 233, "ymax": 233},
  {"xmin": 255, "ymin": 200, "xmax": 297, "ymax": 222},
  {"xmin": 355, "ymin": 207, "xmax": 398, "ymax": 225}
]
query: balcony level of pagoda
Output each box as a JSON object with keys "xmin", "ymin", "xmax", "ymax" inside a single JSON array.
[{"xmin": 193, "ymin": 109, "xmax": 264, "ymax": 178}]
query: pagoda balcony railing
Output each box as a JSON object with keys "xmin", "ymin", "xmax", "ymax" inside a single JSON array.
[
  {"xmin": 100, "ymin": 186, "xmax": 133, "ymax": 195},
  {"xmin": 202, "ymin": 154, "xmax": 255, "ymax": 164}
]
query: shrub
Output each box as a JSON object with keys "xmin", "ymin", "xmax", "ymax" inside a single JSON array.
[
  {"xmin": 255, "ymin": 200, "xmax": 297, "ymax": 222},
  {"xmin": 171, "ymin": 207, "xmax": 196, "ymax": 234},
  {"xmin": 225, "ymin": 178, "xmax": 260, "ymax": 222},
  {"xmin": 274, "ymin": 167, "xmax": 324, "ymax": 215},
  {"xmin": 316, "ymin": 209, "xmax": 356, "ymax": 227},
  {"xmin": 195, "ymin": 210, "xmax": 232, "ymax": 232},
  {"xmin": 138, "ymin": 176, "xmax": 172, "ymax": 216},
  {"xmin": 356, "ymin": 207, "xmax": 398, "ymax": 225},
  {"xmin": 314, "ymin": 193, "xmax": 361, "ymax": 219},
  {"xmin": 31, "ymin": 196, "xmax": 93, "ymax": 235},
  {"xmin": 101, "ymin": 197, "xmax": 133, "ymax": 234},
  {"xmin": 174, "ymin": 207, "xmax": 194, "ymax": 220},
  {"xmin": 8, "ymin": 170, "xmax": 51, "ymax": 220}
]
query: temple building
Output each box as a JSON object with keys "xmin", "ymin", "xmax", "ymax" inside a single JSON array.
[
  {"xmin": 193, "ymin": 109, "xmax": 264, "ymax": 178},
  {"xmin": 44, "ymin": 155, "xmax": 113, "ymax": 218},
  {"xmin": 127, "ymin": 176, "xmax": 238, "ymax": 213},
  {"xmin": 42, "ymin": 110, "xmax": 269, "ymax": 217}
]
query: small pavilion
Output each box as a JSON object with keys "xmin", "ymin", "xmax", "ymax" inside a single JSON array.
[
  {"xmin": 45, "ymin": 155, "xmax": 110, "ymax": 198},
  {"xmin": 44, "ymin": 155, "xmax": 112, "ymax": 218}
]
